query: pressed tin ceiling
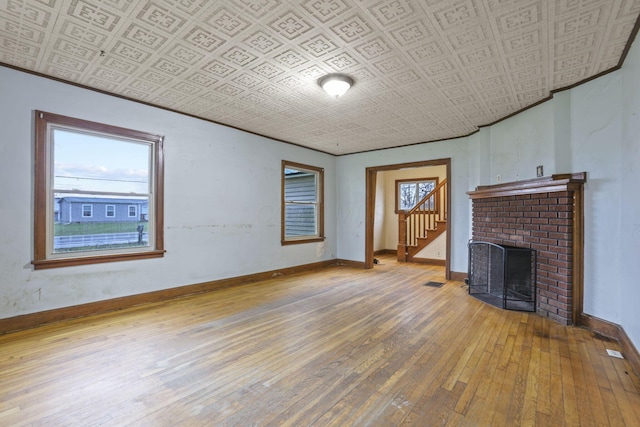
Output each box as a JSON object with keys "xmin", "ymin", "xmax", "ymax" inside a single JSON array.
[{"xmin": 1, "ymin": 1, "xmax": 640, "ymax": 155}]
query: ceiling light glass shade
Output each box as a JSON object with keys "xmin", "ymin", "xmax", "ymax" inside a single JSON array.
[{"xmin": 319, "ymin": 74, "xmax": 353, "ymax": 98}]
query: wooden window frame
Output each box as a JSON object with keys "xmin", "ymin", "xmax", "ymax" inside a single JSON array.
[
  {"xmin": 33, "ymin": 110, "xmax": 165, "ymax": 269},
  {"xmin": 395, "ymin": 177, "xmax": 439, "ymax": 213},
  {"xmin": 105, "ymin": 205, "xmax": 115, "ymax": 218},
  {"xmin": 281, "ymin": 160, "xmax": 325, "ymax": 245},
  {"xmin": 128, "ymin": 205, "xmax": 137, "ymax": 218}
]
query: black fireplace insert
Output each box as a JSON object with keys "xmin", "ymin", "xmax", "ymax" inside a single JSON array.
[{"xmin": 467, "ymin": 241, "xmax": 537, "ymax": 312}]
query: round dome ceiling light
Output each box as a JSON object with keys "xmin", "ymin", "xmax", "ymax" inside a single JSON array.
[{"xmin": 318, "ymin": 74, "xmax": 354, "ymax": 98}]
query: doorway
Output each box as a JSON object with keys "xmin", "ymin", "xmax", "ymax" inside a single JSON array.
[{"xmin": 365, "ymin": 158, "xmax": 451, "ymax": 280}]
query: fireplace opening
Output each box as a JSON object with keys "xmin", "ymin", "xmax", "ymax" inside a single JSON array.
[{"xmin": 467, "ymin": 241, "xmax": 537, "ymax": 312}]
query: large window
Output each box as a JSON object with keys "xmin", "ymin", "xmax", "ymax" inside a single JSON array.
[
  {"xmin": 281, "ymin": 161, "xmax": 324, "ymax": 245},
  {"xmin": 396, "ymin": 178, "xmax": 438, "ymax": 211},
  {"xmin": 33, "ymin": 111, "xmax": 165, "ymax": 269}
]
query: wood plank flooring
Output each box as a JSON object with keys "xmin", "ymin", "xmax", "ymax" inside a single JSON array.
[{"xmin": 1, "ymin": 255, "xmax": 639, "ymax": 426}]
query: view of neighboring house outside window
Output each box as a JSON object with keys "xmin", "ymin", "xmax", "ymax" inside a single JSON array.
[{"xmin": 57, "ymin": 198, "xmax": 147, "ymax": 223}]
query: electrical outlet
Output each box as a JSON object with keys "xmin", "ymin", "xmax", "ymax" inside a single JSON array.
[
  {"xmin": 606, "ymin": 349, "xmax": 624, "ymax": 359},
  {"xmin": 497, "ymin": 174, "xmax": 502, "ymax": 183}
]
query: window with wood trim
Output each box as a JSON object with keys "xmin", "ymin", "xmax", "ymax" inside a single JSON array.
[
  {"xmin": 281, "ymin": 161, "xmax": 324, "ymax": 245},
  {"xmin": 33, "ymin": 111, "xmax": 165, "ymax": 269},
  {"xmin": 396, "ymin": 178, "xmax": 438, "ymax": 212}
]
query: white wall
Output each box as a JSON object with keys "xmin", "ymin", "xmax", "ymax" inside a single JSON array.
[
  {"xmin": 619, "ymin": 30, "xmax": 640, "ymax": 352},
  {"xmin": 0, "ymin": 67, "xmax": 336, "ymax": 319},
  {"xmin": 567, "ymin": 61, "xmax": 640, "ymax": 348},
  {"xmin": 619, "ymin": 35, "xmax": 640, "ymax": 350},
  {"xmin": 373, "ymin": 172, "xmax": 386, "ymax": 252},
  {"xmin": 488, "ymin": 101, "xmax": 557, "ymax": 183},
  {"xmin": 569, "ymin": 73, "xmax": 622, "ymax": 324},
  {"xmin": 415, "ymin": 233, "xmax": 447, "ymax": 260}
]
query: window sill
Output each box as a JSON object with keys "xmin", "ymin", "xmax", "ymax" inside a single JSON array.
[
  {"xmin": 281, "ymin": 237, "xmax": 325, "ymax": 246},
  {"xmin": 32, "ymin": 250, "xmax": 166, "ymax": 270}
]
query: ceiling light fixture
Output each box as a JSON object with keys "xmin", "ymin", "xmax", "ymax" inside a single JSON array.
[{"xmin": 318, "ymin": 74, "xmax": 354, "ymax": 98}]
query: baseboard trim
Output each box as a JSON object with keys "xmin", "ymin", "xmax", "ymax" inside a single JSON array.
[
  {"xmin": 0, "ymin": 259, "xmax": 338, "ymax": 335},
  {"xmin": 374, "ymin": 249, "xmax": 397, "ymax": 256},
  {"xmin": 580, "ymin": 313, "xmax": 640, "ymax": 377},
  {"xmin": 335, "ymin": 259, "xmax": 366, "ymax": 269},
  {"xmin": 449, "ymin": 271, "xmax": 467, "ymax": 282},
  {"xmin": 410, "ymin": 257, "xmax": 446, "ymax": 266}
]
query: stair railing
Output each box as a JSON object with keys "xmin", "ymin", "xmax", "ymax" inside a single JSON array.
[{"xmin": 398, "ymin": 179, "xmax": 447, "ymax": 261}]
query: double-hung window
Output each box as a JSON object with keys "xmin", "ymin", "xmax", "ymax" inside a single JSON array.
[
  {"xmin": 82, "ymin": 204, "xmax": 93, "ymax": 218},
  {"xmin": 281, "ymin": 161, "xmax": 324, "ymax": 244},
  {"xmin": 396, "ymin": 178, "xmax": 438, "ymax": 211},
  {"xmin": 33, "ymin": 111, "xmax": 165, "ymax": 269}
]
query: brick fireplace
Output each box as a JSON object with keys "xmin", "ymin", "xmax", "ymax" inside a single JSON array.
[{"xmin": 467, "ymin": 173, "xmax": 586, "ymax": 325}]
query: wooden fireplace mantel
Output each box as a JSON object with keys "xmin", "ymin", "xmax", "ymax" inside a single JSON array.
[{"xmin": 467, "ymin": 172, "xmax": 587, "ymax": 199}]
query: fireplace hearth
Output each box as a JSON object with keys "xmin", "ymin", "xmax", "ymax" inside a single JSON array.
[{"xmin": 467, "ymin": 241, "xmax": 537, "ymax": 312}]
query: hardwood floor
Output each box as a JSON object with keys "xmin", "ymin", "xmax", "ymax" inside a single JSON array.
[{"xmin": 1, "ymin": 255, "xmax": 639, "ymax": 426}]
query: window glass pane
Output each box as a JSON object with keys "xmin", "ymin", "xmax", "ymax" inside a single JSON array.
[
  {"xmin": 283, "ymin": 168, "xmax": 316, "ymax": 202},
  {"xmin": 54, "ymin": 194, "xmax": 149, "ymax": 253},
  {"xmin": 399, "ymin": 183, "xmax": 416, "ymax": 210},
  {"xmin": 53, "ymin": 129, "xmax": 150, "ymax": 194},
  {"xmin": 50, "ymin": 129, "xmax": 152, "ymax": 255},
  {"xmin": 285, "ymin": 204, "xmax": 317, "ymax": 237},
  {"xmin": 418, "ymin": 181, "xmax": 435, "ymax": 200},
  {"xmin": 283, "ymin": 166, "xmax": 318, "ymax": 237}
]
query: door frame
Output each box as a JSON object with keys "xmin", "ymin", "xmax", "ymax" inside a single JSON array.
[{"xmin": 365, "ymin": 158, "xmax": 452, "ymax": 279}]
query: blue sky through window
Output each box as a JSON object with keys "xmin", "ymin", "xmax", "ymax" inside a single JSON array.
[{"xmin": 53, "ymin": 129, "xmax": 150, "ymax": 194}]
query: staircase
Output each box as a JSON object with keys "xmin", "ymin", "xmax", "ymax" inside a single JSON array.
[{"xmin": 397, "ymin": 179, "xmax": 447, "ymax": 262}]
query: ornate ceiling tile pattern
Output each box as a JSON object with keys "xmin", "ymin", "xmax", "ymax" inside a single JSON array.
[{"xmin": 1, "ymin": 0, "xmax": 639, "ymax": 154}]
